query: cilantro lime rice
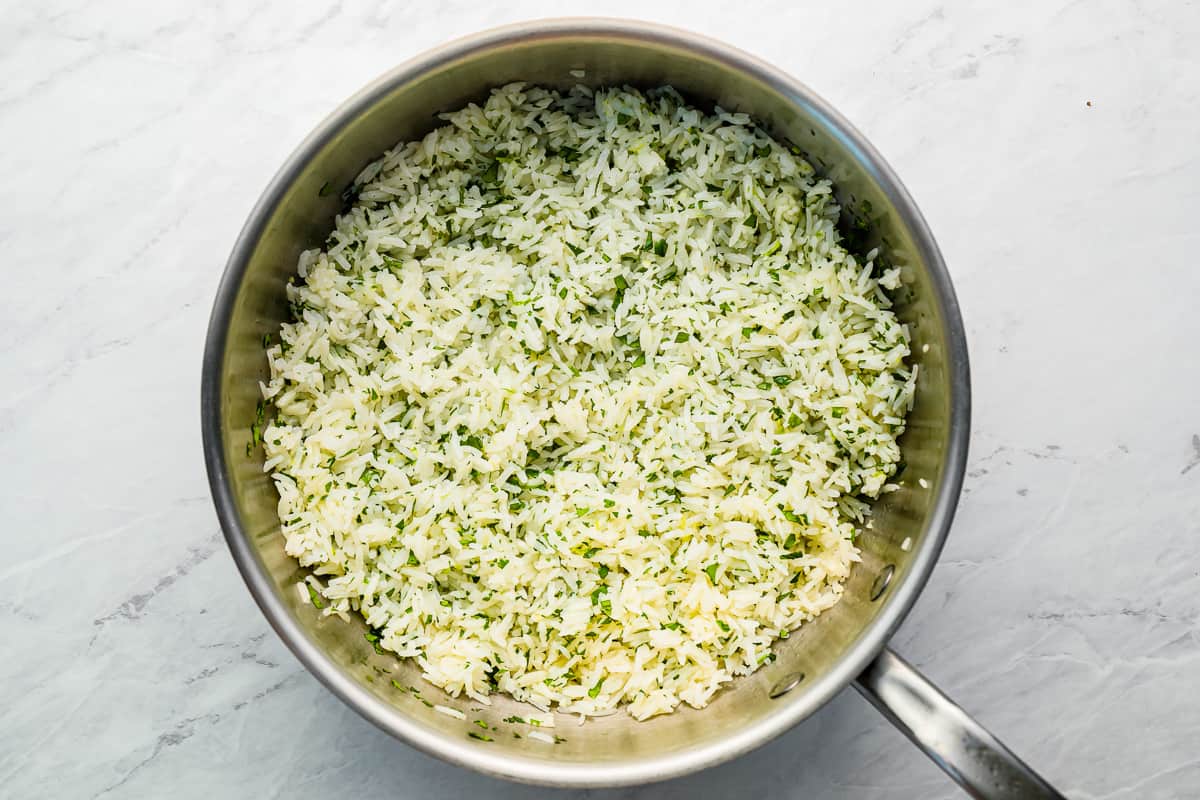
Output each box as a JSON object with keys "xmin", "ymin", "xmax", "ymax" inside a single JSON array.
[{"xmin": 260, "ymin": 83, "xmax": 914, "ymax": 720}]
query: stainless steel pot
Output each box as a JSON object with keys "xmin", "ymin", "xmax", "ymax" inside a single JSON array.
[{"xmin": 202, "ymin": 19, "xmax": 1064, "ymax": 797}]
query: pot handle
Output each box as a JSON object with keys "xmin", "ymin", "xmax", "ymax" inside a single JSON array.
[{"xmin": 854, "ymin": 648, "xmax": 1066, "ymax": 799}]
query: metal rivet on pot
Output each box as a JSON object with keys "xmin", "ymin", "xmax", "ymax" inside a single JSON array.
[
  {"xmin": 870, "ymin": 564, "xmax": 895, "ymax": 601},
  {"xmin": 769, "ymin": 672, "xmax": 805, "ymax": 699}
]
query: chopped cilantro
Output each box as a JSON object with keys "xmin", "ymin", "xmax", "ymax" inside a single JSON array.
[{"xmin": 364, "ymin": 630, "xmax": 386, "ymax": 655}]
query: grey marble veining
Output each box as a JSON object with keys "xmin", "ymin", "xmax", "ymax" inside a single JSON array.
[{"xmin": 2, "ymin": 1, "xmax": 1198, "ymax": 797}]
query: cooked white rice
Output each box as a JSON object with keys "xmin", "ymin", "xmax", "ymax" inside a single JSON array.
[{"xmin": 260, "ymin": 83, "xmax": 913, "ymax": 720}]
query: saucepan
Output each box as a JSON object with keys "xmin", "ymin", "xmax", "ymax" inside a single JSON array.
[{"xmin": 201, "ymin": 18, "xmax": 1065, "ymax": 797}]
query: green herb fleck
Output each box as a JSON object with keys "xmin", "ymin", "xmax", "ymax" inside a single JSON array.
[
  {"xmin": 588, "ymin": 677, "xmax": 606, "ymax": 698},
  {"xmin": 782, "ymin": 507, "xmax": 808, "ymax": 525},
  {"xmin": 703, "ymin": 563, "xmax": 718, "ymax": 584},
  {"xmin": 364, "ymin": 630, "xmax": 386, "ymax": 655}
]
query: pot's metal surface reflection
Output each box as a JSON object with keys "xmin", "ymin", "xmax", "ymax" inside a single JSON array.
[{"xmin": 203, "ymin": 18, "xmax": 971, "ymax": 788}]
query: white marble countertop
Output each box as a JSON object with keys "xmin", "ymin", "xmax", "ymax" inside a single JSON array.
[{"xmin": 3, "ymin": 1, "xmax": 1198, "ymax": 797}]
